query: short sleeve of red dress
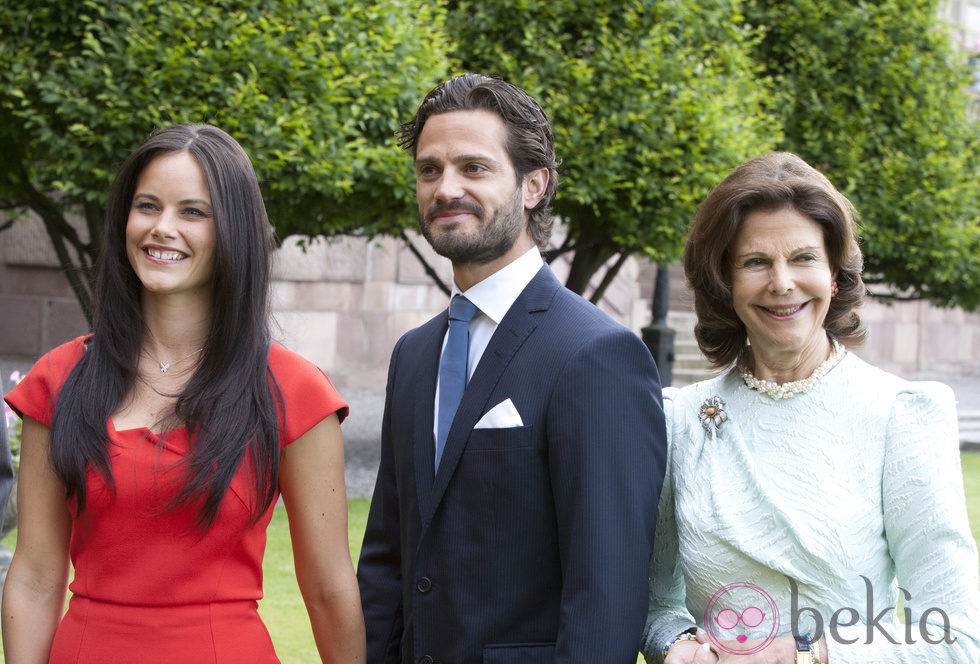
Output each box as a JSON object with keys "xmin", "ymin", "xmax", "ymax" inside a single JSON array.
[
  {"xmin": 5, "ymin": 339, "xmax": 349, "ymax": 439},
  {"xmin": 268, "ymin": 342, "xmax": 348, "ymax": 447},
  {"xmin": 4, "ymin": 336, "xmax": 87, "ymax": 426}
]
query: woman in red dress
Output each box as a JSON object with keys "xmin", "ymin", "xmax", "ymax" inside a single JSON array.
[{"xmin": 2, "ymin": 124, "xmax": 366, "ymax": 662}]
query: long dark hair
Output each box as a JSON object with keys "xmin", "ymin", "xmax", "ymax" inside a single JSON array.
[
  {"xmin": 685, "ymin": 152, "xmax": 867, "ymax": 368},
  {"xmin": 50, "ymin": 124, "xmax": 280, "ymax": 530}
]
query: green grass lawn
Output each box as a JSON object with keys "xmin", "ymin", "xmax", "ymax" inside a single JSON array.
[
  {"xmin": 259, "ymin": 497, "xmax": 371, "ymax": 661},
  {"xmin": 3, "ymin": 456, "xmax": 980, "ymax": 662},
  {"xmin": 963, "ymin": 452, "xmax": 980, "ymax": 543}
]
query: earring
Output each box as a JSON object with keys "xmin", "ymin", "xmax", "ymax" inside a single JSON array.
[{"xmin": 831, "ymin": 280, "xmax": 839, "ymax": 297}]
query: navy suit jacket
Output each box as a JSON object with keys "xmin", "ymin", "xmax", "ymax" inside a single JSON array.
[{"xmin": 357, "ymin": 266, "xmax": 667, "ymax": 663}]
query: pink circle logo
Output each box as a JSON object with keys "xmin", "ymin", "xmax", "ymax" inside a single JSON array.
[{"xmin": 704, "ymin": 582, "xmax": 780, "ymax": 655}]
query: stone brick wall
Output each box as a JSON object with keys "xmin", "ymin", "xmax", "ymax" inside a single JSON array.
[
  {"xmin": 1, "ymin": 211, "xmax": 978, "ymax": 387},
  {"xmin": 269, "ymin": 229, "xmax": 645, "ymax": 388},
  {"xmin": 637, "ymin": 260, "xmax": 980, "ymax": 382},
  {"xmin": 0, "ymin": 210, "xmax": 89, "ymax": 357}
]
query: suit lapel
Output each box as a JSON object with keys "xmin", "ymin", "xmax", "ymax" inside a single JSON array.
[
  {"xmin": 412, "ymin": 315, "xmax": 447, "ymax": 512},
  {"xmin": 419, "ymin": 266, "xmax": 560, "ymax": 531}
]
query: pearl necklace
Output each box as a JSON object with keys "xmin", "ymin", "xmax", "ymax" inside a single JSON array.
[{"xmin": 740, "ymin": 340, "xmax": 845, "ymax": 400}]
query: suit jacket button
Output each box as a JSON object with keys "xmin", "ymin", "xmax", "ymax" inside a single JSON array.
[
  {"xmin": 419, "ymin": 656, "xmax": 434, "ymax": 664},
  {"xmin": 416, "ymin": 576, "xmax": 432, "ymax": 593}
]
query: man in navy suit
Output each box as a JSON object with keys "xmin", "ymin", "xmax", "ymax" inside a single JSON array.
[{"xmin": 357, "ymin": 74, "xmax": 667, "ymax": 663}]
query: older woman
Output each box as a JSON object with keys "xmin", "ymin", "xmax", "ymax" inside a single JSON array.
[{"xmin": 643, "ymin": 152, "xmax": 979, "ymax": 664}]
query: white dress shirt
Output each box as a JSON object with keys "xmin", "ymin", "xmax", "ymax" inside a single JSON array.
[{"xmin": 433, "ymin": 246, "xmax": 543, "ymax": 445}]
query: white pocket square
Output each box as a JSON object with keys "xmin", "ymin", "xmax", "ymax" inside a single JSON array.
[{"xmin": 474, "ymin": 398, "xmax": 524, "ymax": 429}]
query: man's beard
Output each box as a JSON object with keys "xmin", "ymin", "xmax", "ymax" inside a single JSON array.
[{"xmin": 419, "ymin": 187, "xmax": 525, "ymax": 265}]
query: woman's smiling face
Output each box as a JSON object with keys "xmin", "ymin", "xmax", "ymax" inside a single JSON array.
[
  {"xmin": 730, "ymin": 207, "xmax": 834, "ymax": 362},
  {"xmin": 125, "ymin": 151, "xmax": 216, "ymax": 299}
]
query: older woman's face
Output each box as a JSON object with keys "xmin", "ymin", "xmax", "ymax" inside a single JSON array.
[{"xmin": 731, "ymin": 207, "xmax": 833, "ymax": 362}]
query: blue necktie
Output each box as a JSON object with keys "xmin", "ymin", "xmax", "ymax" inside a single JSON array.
[{"xmin": 436, "ymin": 295, "xmax": 478, "ymax": 470}]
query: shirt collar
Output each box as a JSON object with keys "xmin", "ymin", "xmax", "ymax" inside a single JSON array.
[{"xmin": 451, "ymin": 246, "xmax": 543, "ymax": 325}]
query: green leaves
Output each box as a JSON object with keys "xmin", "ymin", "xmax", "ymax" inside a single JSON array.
[
  {"xmin": 1, "ymin": 0, "xmax": 977, "ymax": 313},
  {"xmin": 0, "ymin": 0, "xmax": 450, "ymax": 318},
  {"xmin": 0, "ymin": 0, "xmax": 450, "ymax": 236},
  {"xmin": 747, "ymin": 0, "xmax": 980, "ymax": 309},
  {"xmin": 448, "ymin": 0, "xmax": 780, "ymax": 292}
]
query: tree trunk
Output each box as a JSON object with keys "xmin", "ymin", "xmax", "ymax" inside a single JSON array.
[
  {"xmin": 588, "ymin": 251, "xmax": 629, "ymax": 304},
  {"xmin": 401, "ymin": 232, "xmax": 450, "ymax": 296},
  {"xmin": 563, "ymin": 240, "xmax": 617, "ymax": 296},
  {"xmin": 22, "ymin": 179, "xmax": 97, "ymax": 323}
]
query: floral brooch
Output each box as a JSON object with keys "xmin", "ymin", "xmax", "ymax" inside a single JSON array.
[{"xmin": 698, "ymin": 396, "xmax": 728, "ymax": 435}]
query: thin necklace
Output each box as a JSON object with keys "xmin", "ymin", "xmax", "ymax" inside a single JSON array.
[
  {"xmin": 145, "ymin": 347, "xmax": 205, "ymax": 374},
  {"xmin": 740, "ymin": 339, "xmax": 845, "ymax": 400}
]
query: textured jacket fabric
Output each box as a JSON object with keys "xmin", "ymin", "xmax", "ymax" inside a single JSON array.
[{"xmin": 644, "ymin": 352, "xmax": 980, "ymax": 663}]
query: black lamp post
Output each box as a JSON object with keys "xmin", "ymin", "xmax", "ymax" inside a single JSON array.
[{"xmin": 641, "ymin": 263, "xmax": 675, "ymax": 386}]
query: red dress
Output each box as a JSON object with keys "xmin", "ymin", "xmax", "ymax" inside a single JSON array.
[{"xmin": 4, "ymin": 337, "xmax": 348, "ymax": 663}]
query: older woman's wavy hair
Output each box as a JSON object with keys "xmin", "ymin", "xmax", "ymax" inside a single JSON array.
[{"xmin": 684, "ymin": 152, "xmax": 867, "ymax": 368}]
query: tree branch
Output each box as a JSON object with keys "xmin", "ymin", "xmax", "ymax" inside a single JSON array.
[
  {"xmin": 16, "ymin": 164, "xmax": 96, "ymax": 321},
  {"xmin": 588, "ymin": 251, "xmax": 630, "ymax": 304},
  {"xmin": 83, "ymin": 199, "xmax": 104, "ymax": 260},
  {"xmin": 866, "ymin": 290, "xmax": 925, "ymax": 303},
  {"xmin": 44, "ymin": 223, "xmax": 94, "ymax": 323},
  {"xmin": 400, "ymin": 231, "xmax": 450, "ymax": 296},
  {"xmin": 542, "ymin": 234, "xmax": 575, "ymax": 264}
]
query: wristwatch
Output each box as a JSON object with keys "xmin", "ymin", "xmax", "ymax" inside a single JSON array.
[{"xmin": 795, "ymin": 634, "xmax": 814, "ymax": 664}]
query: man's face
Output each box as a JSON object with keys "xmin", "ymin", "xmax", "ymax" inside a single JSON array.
[{"xmin": 414, "ymin": 110, "xmax": 527, "ymax": 265}]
